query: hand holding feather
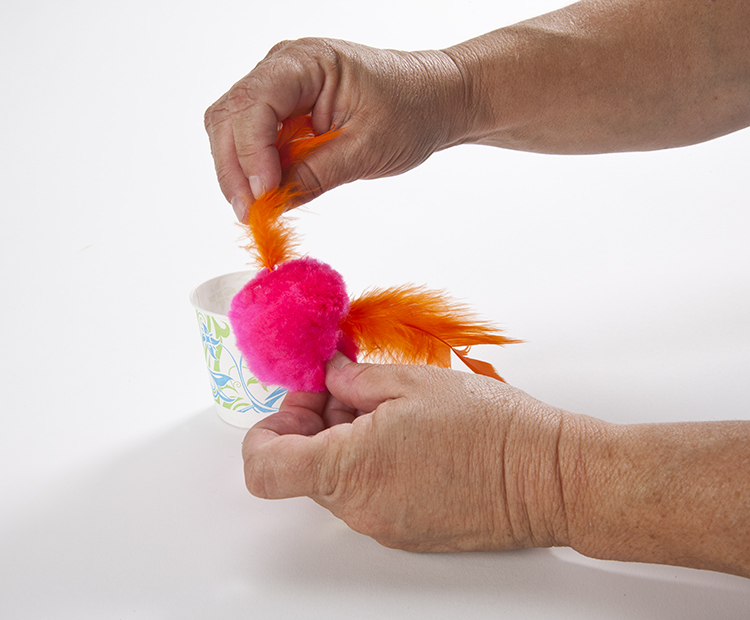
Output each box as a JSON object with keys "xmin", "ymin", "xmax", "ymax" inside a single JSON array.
[
  {"xmin": 228, "ymin": 117, "xmax": 517, "ymax": 392},
  {"xmin": 204, "ymin": 39, "xmax": 469, "ymax": 219}
]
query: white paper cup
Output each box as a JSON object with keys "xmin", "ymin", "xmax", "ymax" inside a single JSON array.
[{"xmin": 190, "ymin": 271, "xmax": 287, "ymax": 428}]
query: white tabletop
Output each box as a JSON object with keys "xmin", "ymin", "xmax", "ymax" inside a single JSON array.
[{"xmin": 1, "ymin": 1, "xmax": 749, "ymax": 617}]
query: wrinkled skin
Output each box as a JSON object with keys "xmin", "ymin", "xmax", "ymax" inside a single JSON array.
[
  {"xmin": 204, "ymin": 38, "xmax": 470, "ymax": 219},
  {"xmin": 243, "ymin": 355, "xmax": 571, "ymax": 552},
  {"xmin": 211, "ymin": 0, "xmax": 750, "ymax": 577}
]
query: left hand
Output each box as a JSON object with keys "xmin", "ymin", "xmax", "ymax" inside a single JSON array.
[{"xmin": 242, "ymin": 353, "xmax": 571, "ymax": 552}]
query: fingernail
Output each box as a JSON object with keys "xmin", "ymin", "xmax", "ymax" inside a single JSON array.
[
  {"xmin": 249, "ymin": 175, "xmax": 266, "ymax": 200},
  {"xmin": 231, "ymin": 197, "xmax": 248, "ymax": 223},
  {"xmin": 329, "ymin": 351, "xmax": 354, "ymax": 370}
]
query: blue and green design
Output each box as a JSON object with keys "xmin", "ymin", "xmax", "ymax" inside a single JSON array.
[{"xmin": 197, "ymin": 311, "xmax": 287, "ymax": 415}]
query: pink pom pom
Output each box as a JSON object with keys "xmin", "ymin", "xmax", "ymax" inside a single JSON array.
[{"xmin": 228, "ymin": 257, "xmax": 352, "ymax": 392}]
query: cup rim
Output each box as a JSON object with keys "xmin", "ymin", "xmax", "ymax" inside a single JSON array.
[{"xmin": 189, "ymin": 269, "xmax": 255, "ymax": 318}]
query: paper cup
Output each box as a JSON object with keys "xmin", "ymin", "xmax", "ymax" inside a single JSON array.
[{"xmin": 190, "ymin": 271, "xmax": 287, "ymax": 428}]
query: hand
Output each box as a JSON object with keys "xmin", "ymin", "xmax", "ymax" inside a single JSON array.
[
  {"xmin": 241, "ymin": 355, "xmax": 750, "ymax": 576},
  {"xmin": 242, "ymin": 354, "xmax": 570, "ymax": 552},
  {"xmin": 204, "ymin": 38, "xmax": 472, "ymax": 220}
]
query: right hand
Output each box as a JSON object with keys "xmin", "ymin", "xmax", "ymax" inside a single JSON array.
[{"xmin": 204, "ymin": 38, "xmax": 472, "ymax": 219}]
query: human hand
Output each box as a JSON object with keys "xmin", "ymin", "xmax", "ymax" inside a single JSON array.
[
  {"xmin": 242, "ymin": 354, "xmax": 571, "ymax": 552},
  {"xmin": 242, "ymin": 354, "xmax": 750, "ymax": 576},
  {"xmin": 204, "ymin": 38, "xmax": 472, "ymax": 220}
]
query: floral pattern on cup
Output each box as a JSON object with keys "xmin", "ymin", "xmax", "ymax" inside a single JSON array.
[{"xmin": 196, "ymin": 310, "xmax": 287, "ymax": 415}]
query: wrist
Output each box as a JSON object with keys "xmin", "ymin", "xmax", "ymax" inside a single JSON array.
[
  {"xmin": 407, "ymin": 48, "xmax": 481, "ymax": 151},
  {"xmin": 437, "ymin": 41, "xmax": 491, "ymax": 147},
  {"xmin": 560, "ymin": 418, "xmax": 750, "ymax": 577},
  {"xmin": 494, "ymin": 389, "xmax": 573, "ymax": 550},
  {"xmin": 557, "ymin": 414, "xmax": 620, "ymax": 558}
]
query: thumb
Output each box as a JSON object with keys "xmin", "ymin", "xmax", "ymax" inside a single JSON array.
[{"xmin": 325, "ymin": 353, "xmax": 410, "ymax": 413}]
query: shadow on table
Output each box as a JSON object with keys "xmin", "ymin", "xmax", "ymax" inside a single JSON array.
[{"xmin": 0, "ymin": 408, "xmax": 747, "ymax": 619}]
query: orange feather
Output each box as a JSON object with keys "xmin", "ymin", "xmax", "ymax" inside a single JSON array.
[
  {"xmin": 242, "ymin": 116, "xmax": 341, "ymax": 271},
  {"xmin": 341, "ymin": 286, "xmax": 520, "ymax": 382},
  {"xmin": 239, "ymin": 116, "xmax": 518, "ymax": 381}
]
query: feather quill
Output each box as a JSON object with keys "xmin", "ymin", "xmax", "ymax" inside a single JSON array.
[
  {"xmin": 341, "ymin": 286, "xmax": 520, "ymax": 382},
  {"xmin": 242, "ymin": 116, "xmax": 341, "ymax": 271}
]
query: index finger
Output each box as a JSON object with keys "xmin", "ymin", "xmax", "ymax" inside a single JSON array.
[
  {"xmin": 203, "ymin": 82, "xmax": 286, "ymax": 218},
  {"xmin": 227, "ymin": 96, "xmax": 283, "ymax": 198},
  {"xmin": 242, "ymin": 410, "xmax": 333, "ymax": 499},
  {"xmin": 223, "ymin": 47, "xmax": 330, "ymax": 195},
  {"xmin": 203, "ymin": 94, "xmax": 256, "ymax": 217}
]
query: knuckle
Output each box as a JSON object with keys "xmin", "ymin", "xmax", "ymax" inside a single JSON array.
[
  {"xmin": 214, "ymin": 163, "xmax": 238, "ymax": 190},
  {"xmin": 232, "ymin": 141, "xmax": 258, "ymax": 162},
  {"xmin": 309, "ymin": 454, "xmax": 336, "ymax": 498},
  {"xmin": 369, "ymin": 363, "xmax": 424, "ymax": 396},
  {"xmin": 226, "ymin": 61, "xmax": 296, "ymax": 115},
  {"xmin": 226, "ymin": 36, "xmax": 344, "ymax": 121},
  {"xmin": 310, "ymin": 428, "xmax": 345, "ymax": 497},
  {"xmin": 316, "ymin": 431, "xmax": 368, "ymax": 498},
  {"xmin": 227, "ymin": 78, "xmax": 259, "ymax": 115},
  {"xmin": 265, "ymin": 37, "xmax": 341, "ymax": 75},
  {"xmin": 203, "ymin": 99, "xmax": 227, "ymax": 131},
  {"xmin": 267, "ymin": 38, "xmax": 293, "ymax": 56}
]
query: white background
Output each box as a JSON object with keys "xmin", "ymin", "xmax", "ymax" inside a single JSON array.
[{"xmin": 1, "ymin": 0, "xmax": 749, "ymax": 617}]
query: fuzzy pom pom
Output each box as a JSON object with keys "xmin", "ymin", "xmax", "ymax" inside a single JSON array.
[{"xmin": 228, "ymin": 257, "xmax": 352, "ymax": 392}]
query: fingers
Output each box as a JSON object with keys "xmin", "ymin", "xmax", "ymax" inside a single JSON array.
[
  {"xmin": 325, "ymin": 353, "xmax": 412, "ymax": 414},
  {"xmin": 206, "ymin": 38, "xmax": 463, "ymax": 221},
  {"xmin": 227, "ymin": 95, "xmax": 283, "ymax": 198},
  {"xmin": 279, "ymin": 389, "xmax": 357, "ymax": 428},
  {"xmin": 242, "ymin": 387, "xmax": 358, "ymax": 499},
  {"xmin": 204, "ymin": 97, "xmax": 254, "ymax": 218},
  {"xmin": 204, "ymin": 39, "xmax": 336, "ymax": 219},
  {"xmin": 242, "ymin": 355, "xmax": 429, "ymax": 504},
  {"xmin": 275, "ymin": 391, "xmax": 329, "ymax": 435},
  {"xmin": 242, "ymin": 410, "xmax": 332, "ymax": 499},
  {"xmin": 204, "ymin": 90, "xmax": 284, "ymax": 221}
]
